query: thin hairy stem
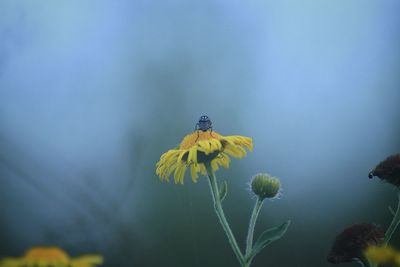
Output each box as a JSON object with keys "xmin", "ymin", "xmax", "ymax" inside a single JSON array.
[
  {"xmin": 245, "ymin": 197, "xmax": 263, "ymax": 256},
  {"xmin": 205, "ymin": 162, "xmax": 245, "ymax": 266},
  {"xmin": 384, "ymin": 191, "xmax": 400, "ymax": 245},
  {"xmin": 358, "ymin": 255, "xmax": 373, "ymax": 267}
]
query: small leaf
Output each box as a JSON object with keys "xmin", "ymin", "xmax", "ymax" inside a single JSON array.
[
  {"xmin": 219, "ymin": 181, "xmax": 228, "ymax": 202},
  {"xmin": 247, "ymin": 220, "xmax": 291, "ymax": 261}
]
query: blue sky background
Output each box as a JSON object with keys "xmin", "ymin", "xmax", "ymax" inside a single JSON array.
[{"xmin": 1, "ymin": 1, "xmax": 400, "ymax": 266}]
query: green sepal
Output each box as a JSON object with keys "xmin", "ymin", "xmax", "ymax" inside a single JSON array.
[
  {"xmin": 246, "ymin": 220, "xmax": 291, "ymax": 261},
  {"xmin": 219, "ymin": 181, "xmax": 228, "ymax": 202}
]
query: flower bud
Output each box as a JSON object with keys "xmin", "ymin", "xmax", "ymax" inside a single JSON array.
[{"xmin": 251, "ymin": 173, "xmax": 281, "ymax": 199}]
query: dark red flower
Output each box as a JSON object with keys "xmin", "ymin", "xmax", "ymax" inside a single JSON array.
[
  {"xmin": 369, "ymin": 154, "xmax": 400, "ymax": 187},
  {"xmin": 327, "ymin": 223, "xmax": 385, "ymax": 264}
]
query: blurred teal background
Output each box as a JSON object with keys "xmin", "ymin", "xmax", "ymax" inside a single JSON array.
[{"xmin": 1, "ymin": 1, "xmax": 400, "ymax": 266}]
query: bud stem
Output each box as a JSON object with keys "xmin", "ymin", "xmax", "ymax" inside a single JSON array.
[
  {"xmin": 205, "ymin": 162, "xmax": 246, "ymax": 266},
  {"xmin": 245, "ymin": 197, "xmax": 264, "ymax": 257}
]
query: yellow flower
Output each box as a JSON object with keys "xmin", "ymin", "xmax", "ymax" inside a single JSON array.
[
  {"xmin": 0, "ymin": 247, "xmax": 103, "ymax": 267},
  {"xmin": 156, "ymin": 131, "xmax": 253, "ymax": 184},
  {"xmin": 365, "ymin": 245, "xmax": 400, "ymax": 266}
]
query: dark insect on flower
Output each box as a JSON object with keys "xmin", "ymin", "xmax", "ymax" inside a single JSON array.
[
  {"xmin": 195, "ymin": 115, "xmax": 212, "ymax": 132},
  {"xmin": 195, "ymin": 115, "xmax": 213, "ymax": 142},
  {"xmin": 368, "ymin": 154, "xmax": 400, "ymax": 187},
  {"xmin": 327, "ymin": 223, "xmax": 385, "ymax": 264}
]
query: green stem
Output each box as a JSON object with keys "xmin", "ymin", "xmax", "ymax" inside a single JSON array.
[
  {"xmin": 205, "ymin": 162, "xmax": 245, "ymax": 266},
  {"xmin": 359, "ymin": 254, "xmax": 373, "ymax": 267},
  {"xmin": 384, "ymin": 191, "xmax": 400, "ymax": 245},
  {"xmin": 245, "ymin": 197, "xmax": 263, "ymax": 256}
]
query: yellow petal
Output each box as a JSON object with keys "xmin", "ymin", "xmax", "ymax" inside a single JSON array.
[
  {"xmin": 190, "ymin": 164, "xmax": 200, "ymax": 182},
  {"xmin": 188, "ymin": 146, "xmax": 198, "ymax": 164},
  {"xmin": 197, "ymin": 140, "xmax": 212, "ymax": 154},
  {"xmin": 199, "ymin": 164, "xmax": 207, "ymax": 175},
  {"xmin": 211, "ymin": 159, "xmax": 219, "ymax": 172},
  {"xmin": 223, "ymin": 142, "xmax": 246, "ymax": 158},
  {"xmin": 70, "ymin": 255, "xmax": 104, "ymax": 267},
  {"xmin": 218, "ymin": 153, "xmax": 231, "ymax": 168},
  {"xmin": 174, "ymin": 163, "xmax": 187, "ymax": 184},
  {"xmin": 0, "ymin": 258, "xmax": 21, "ymax": 267}
]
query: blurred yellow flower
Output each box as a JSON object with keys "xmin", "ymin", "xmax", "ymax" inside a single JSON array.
[
  {"xmin": 156, "ymin": 131, "xmax": 253, "ymax": 184},
  {"xmin": 365, "ymin": 245, "xmax": 400, "ymax": 266},
  {"xmin": 0, "ymin": 247, "xmax": 103, "ymax": 267}
]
